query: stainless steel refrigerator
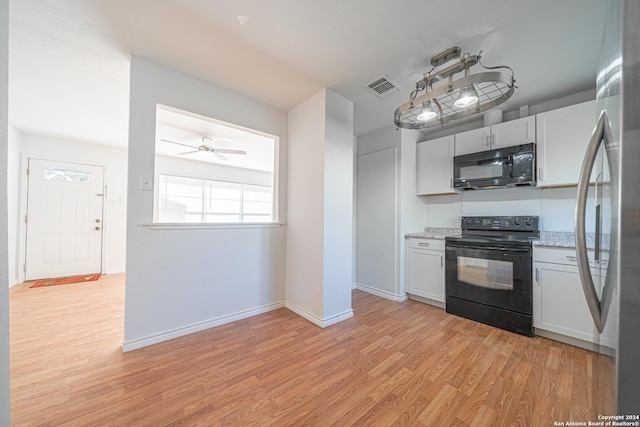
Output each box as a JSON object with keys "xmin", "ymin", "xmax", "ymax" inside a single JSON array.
[{"xmin": 575, "ymin": 0, "xmax": 640, "ymax": 413}]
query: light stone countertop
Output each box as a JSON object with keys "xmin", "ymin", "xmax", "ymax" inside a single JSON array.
[
  {"xmin": 405, "ymin": 227, "xmax": 461, "ymax": 240},
  {"xmin": 533, "ymin": 231, "xmax": 609, "ymax": 250},
  {"xmin": 406, "ymin": 228, "xmax": 607, "ymax": 250}
]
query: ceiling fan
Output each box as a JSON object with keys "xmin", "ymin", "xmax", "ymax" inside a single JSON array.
[{"xmin": 161, "ymin": 137, "xmax": 246, "ymax": 161}]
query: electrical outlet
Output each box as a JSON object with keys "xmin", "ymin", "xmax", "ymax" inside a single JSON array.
[{"xmin": 140, "ymin": 176, "xmax": 153, "ymax": 191}]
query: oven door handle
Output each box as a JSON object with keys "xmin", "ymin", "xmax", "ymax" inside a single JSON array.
[{"xmin": 445, "ymin": 243, "xmax": 530, "ymax": 253}]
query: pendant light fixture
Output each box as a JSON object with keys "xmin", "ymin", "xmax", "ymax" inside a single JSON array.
[{"xmin": 394, "ymin": 47, "xmax": 515, "ymax": 129}]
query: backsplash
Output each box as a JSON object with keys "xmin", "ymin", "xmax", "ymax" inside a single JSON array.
[{"xmin": 424, "ymin": 186, "xmax": 597, "ymax": 233}]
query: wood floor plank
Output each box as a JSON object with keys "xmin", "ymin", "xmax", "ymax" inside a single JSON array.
[{"xmin": 9, "ymin": 274, "xmax": 615, "ymax": 426}]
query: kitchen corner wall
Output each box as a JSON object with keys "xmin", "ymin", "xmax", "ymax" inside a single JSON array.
[{"xmin": 286, "ymin": 89, "xmax": 354, "ymax": 327}]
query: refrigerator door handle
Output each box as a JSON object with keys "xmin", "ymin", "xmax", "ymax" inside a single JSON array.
[{"xmin": 575, "ymin": 110, "xmax": 613, "ymax": 334}]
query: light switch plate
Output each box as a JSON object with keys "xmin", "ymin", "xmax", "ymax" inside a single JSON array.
[{"xmin": 140, "ymin": 176, "xmax": 153, "ymax": 191}]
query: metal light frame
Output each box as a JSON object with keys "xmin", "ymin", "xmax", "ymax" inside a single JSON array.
[{"xmin": 394, "ymin": 47, "xmax": 516, "ymax": 129}]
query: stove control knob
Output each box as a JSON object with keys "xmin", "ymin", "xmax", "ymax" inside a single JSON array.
[
  {"xmin": 514, "ymin": 219, "xmax": 522, "ymax": 226},
  {"xmin": 525, "ymin": 218, "xmax": 534, "ymax": 227}
]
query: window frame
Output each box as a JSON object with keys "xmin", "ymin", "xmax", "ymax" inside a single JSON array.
[{"xmin": 152, "ymin": 104, "xmax": 281, "ymax": 226}]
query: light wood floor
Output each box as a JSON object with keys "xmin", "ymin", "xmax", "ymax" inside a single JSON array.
[{"xmin": 10, "ymin": 274, "xmax": 614, "ymax": 426}]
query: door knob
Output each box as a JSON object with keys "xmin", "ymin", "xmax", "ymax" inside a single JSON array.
[
  {"xmin": 95, "ymin": 219, "xmax": 101, "ymax": 223},
  {"xmin": 95, "ymin": 226, "xmax": 101, "ymax": 231}
]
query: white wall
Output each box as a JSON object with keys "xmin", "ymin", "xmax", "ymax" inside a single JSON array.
[
  {"xmin": 18, "ymin": 133, "xmax": 128, "ymax": 276},
  {"xmin": 155, "ymin": 154, "xmax": 273, "ymax": 187},
  {"xmin": 286, "ymin": 89, "xmax": 354, "ymax": 326},
  {"xmin": 124, "ymin": 56, "xmax": 287, "ymax": 350},
  {"xmin": 284, "ymin": 90, "xmax": 324, "ymax": 320},
  {"xmin": 355, "ymin": 126, "xmax": 428, "ymax": 299},
  {"xmin": 322, "ymin": 90, "xmax": 354, "ymax": 320},
  {"xmin": 0, "ymin": 0, "xmax": 11, "ymax": 421},
  {"xmin": 7, "ymin": 125, "xmax": 21, "ymax": 286},
  {"xmin": 399, "ymin": 129, "xmax": 429, "ymax": 291},
  {"xmin": 422, "ymin": 186, "xmax": 594, "ymax": 232}
]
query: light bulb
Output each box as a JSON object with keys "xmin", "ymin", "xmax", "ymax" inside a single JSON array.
[
  {"xmin": 454, "ymin": 85, "xmax": 479, "ymax": 108},
  {"xmin": 416, "ymin": 103, "xmax": 437, "ymax": 121}
]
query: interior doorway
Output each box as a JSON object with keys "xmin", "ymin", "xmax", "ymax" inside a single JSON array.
[{"xmin": 24, "ymin": 158, "xmax": 105, "ymax": 280}]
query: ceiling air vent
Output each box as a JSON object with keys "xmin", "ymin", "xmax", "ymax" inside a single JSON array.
[{"xmin": 364, "ymin": 74, "xmax": 402, "ymax": 98}]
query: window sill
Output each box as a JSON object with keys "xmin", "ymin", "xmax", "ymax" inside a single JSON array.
[{"xmin": 139, "ymin": 222, "xmax": 284, "ymax": 230}]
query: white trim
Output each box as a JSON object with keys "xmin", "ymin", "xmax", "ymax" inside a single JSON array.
[
  {"xmin": 284, "ymin": 302, "xmax": 354, "ymax": 328},
  {"xmin": 406, "ymin": 293, "xmax": 445, "ymax": 309},
  {"xmin": 355, "ymin": 282, "xmax": 407, "ymax": 302},
  {"xmin": 139, "ymin": 222, "xmax": 284, "ymax": 230},
  {"xmin": 534, "ymin": 328, "xmax": 614, "ymax": 356},
  {"xmin": 122, "ymin": 300, "xmax": 285, "ymax": 352}
]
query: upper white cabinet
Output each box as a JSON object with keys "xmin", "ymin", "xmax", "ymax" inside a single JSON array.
[
  {"xmin": 536, "ymin": 100, "xmax": 598, "ymax": 187},
  {"xmin": 416, "ymin": 135, "xmax": 455, "ymax": 195},
  {"xmin": 454, "ymin": 116, "xmax": 536, "ymax": 156}
]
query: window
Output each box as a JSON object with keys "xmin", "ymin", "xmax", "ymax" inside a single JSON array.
[
  {"xmin": 154, "ymin": 104, "xmax": 279, "ymax": 224},
  {"xmin": 44, "ymin": 167, "xmax": 91, "ymax": 183},
  {"xmin": 157, "ymin": 175, "xmax": 274, "ymax": 223}
]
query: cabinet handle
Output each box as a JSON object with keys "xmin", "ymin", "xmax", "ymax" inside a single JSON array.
[
  {"xmin": 441, "ymin": 255, "xmax": 443, "ymax": 268},
  {"xmin": 535, "ymin": 267, "xmax": 539, "ymax": 283},
  {"xmin": 566, "ymin": 256, "xmax": 578, "ymax": 262},
  {"xmin": 450, "ymin": 178, "xmax": 453, "ymax": 188},
  {"xmin": 538, "ymin": 167, "xmax": 543, "ymax": 181},
  {"xmin": 485, "ymin": 135, "xmax": 490, "ymax": 146},
  {"xmin": 417, "ymin": 242, "xmax": 430, "ymax": 247},
  {"xmin": 492, "ymin": 133, "xmax": 496, "ymax": 146}
]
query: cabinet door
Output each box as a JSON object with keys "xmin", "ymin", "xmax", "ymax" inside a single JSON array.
[
  {"xmin": 407, "ymin": 247, "xmax": 444, "ymax": 302},
  {"xmin": 416, "ymin": 136, "xmax": 455, "ymax": 195},
  {"xmin": 491, "ymin": 116, "xmax": 536, "ymax": 150},
  {"xmin": 533, "ymin": 261, "xmax": 613, "ymax": 347},
  {"xmin": 536, "ymin": 100, "xmax": 598, "ymax": 186},
  {"xmin": 454, "ymin": 127, "xmax": 490, "ymax": 156}
]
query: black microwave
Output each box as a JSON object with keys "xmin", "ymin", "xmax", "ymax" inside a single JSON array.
[{"xmin": 453, "ymin": 143, "xmax": 536, "ymax": 190}]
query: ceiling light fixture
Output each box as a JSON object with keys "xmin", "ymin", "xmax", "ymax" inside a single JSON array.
[{"xmin": 394, "ymin": 47, "xmax": 515, "ymax": 129}]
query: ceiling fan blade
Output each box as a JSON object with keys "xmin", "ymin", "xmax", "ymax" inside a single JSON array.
[
  {"xmin": 212, "ymin": 152, "xmax": 228, "ymax": 161},
  {"xmin": 179, "ymin": 150, "xmax": 201, "ymax": 155},
  {"xmin": 213, "ymin": 149, "xmax": 247, "ymax": 155},
  {"xmin": 161, "ymin": 139, "xmax": 200, "ymax": 150}
]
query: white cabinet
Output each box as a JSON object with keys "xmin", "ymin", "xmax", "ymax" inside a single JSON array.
[
  {"xmin": 454, "ymin": 116, "xmax": 536, "ymax": 156},
  {"xmin": 536, "ymin": 100, "xmax": 598, "ymax": 187},
  {"xmin": 416, "ymin": 135, "xmax": 455, "ymax": 195},
  {"xmin": 406, "ymin": 238, "xmax": 445, "ymax": 305},
  {"xmin": 532, "ymin": 246, "xmax": 615, "ymax": 349}
]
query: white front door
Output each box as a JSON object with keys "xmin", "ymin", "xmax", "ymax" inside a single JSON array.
[{"xmin": 25, "ymin": 159, "xmax": 105, "ymax": 280}]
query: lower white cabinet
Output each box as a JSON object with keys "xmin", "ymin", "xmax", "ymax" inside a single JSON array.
[
  {"xmin": 406, "ymin": 238, "xmax": 445, "ymax": 305},
  {"xmin": 532, "ymin": 247, "xmax": 615, "ymax": 349}
]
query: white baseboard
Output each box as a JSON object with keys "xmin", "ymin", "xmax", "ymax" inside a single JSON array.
[
  {"xmin": 534, "ymin": 328, "xmax": 615, "ymax": 356},
  {"xmin": 104, "ymin": 268, "xmax": 126, "ymax": 275},
  {"xmin": 354, "ymin": 283, "xmax": 407, "ymax": 302},
  {"xmin": 122, "ymin": 301, "xmax": 285, "ymax": 352},
  {"xmin": 285, "ymin": 301, "xmax": 353, "ymax": 328}
]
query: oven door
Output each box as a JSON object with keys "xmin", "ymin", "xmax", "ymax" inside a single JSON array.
[{"xmin": 445, "ymin": 240, "xmax": 532, "ymax": 315}]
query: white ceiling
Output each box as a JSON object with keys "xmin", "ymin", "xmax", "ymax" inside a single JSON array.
[{"xmin": 8, "ymin": 0, "xmax": 608, "ymax": 147}]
